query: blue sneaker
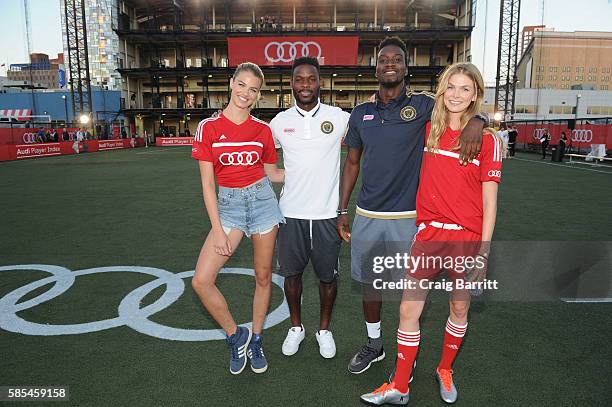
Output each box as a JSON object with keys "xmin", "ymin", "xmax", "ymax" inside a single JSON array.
[
  {"xmin": 226, "ymin": 326, "xmax": 252, "ymax": 375},
  {"xmin": 247, "ymin": 333, "xmax": 268, "ymax": 373}
]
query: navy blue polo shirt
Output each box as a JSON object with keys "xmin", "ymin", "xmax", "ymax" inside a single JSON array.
[{"xmin": 345, "ymin": 89, "xmax": 435, "ymax": 218}]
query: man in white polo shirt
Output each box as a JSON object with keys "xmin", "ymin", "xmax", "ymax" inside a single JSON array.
[{"xmin": 270, "ymin": 57, "xmax": 350, "ymax": 359}]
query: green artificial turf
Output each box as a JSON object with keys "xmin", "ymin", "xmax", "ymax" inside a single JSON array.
[{"xmin": 0, "ymin": 148, "xmax": 610, "ymax": 406}]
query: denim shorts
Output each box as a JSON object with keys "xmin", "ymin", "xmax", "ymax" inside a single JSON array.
[{"xmin": 218, "ymin": 177, "xmax": 285, "ymax": 237}]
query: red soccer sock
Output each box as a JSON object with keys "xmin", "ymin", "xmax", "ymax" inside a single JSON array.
[
  {"xmin": 438, "ymin": 318, "xmax": 468, "ymax": 370},
  {"xmin": 394, "ymin": 329, "xmax": 420, "ymax": 393}
]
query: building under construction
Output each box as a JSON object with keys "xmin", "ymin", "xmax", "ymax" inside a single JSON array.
[{"xmin": 115, "ymin": 0, "xmax": 477, "ymax": 137}]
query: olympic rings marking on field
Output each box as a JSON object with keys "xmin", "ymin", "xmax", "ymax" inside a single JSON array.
[
  {"xmin": 571, "ymin": 129, "xmax": 593, "ymax": 143},
  {"xmin": 22, "ymin": 133, "xmax": 38, "ymax": 143},
  {"xmin": 264, "ymin": 41, "xmax": 322, "ymax": 63},
  {"xmin": 0, "ymin": 264, "xmax": 289, "ymax": 341},
  {"xmin": 219, "ymin": 151, "xmax": 260, "ymax": 166}
]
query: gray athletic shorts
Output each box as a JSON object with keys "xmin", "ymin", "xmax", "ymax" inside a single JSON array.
[
  {"xmin": 277, "ymin": 217, "xmax": 341, "ymax": 283},
  {"xmin": 351, "ymin": 214, "xmax": 418, "ymax": 283}
]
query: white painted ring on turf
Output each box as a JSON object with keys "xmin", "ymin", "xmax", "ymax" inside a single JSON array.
[
  {"xmin": 0, "ymin": 265, "xmax": 289, "ymax": 341},
  {"xmin": 119, "ymin": 268, "xmax": 290, "ymax": 341}
]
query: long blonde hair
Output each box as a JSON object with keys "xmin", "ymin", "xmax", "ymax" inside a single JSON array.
[{"xmin": 427, "ymin": 62, "xmax": 490, "ymax": 152}]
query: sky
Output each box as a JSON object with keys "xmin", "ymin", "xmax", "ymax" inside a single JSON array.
[{"xmin": 0, "ymin": 0, "xmax": 611, "ymax": 83}]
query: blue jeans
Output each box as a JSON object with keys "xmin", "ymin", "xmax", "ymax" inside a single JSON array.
[{"xmin": 218, "ymin": 177, "xmax": 285, "ymax": 237}]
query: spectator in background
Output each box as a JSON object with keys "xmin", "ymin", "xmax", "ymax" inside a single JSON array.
[
  {"xmin": 540, "ymin": 129, "xmax": 551, "ymax": 159},
  {"xmin": 559, "ymin": 131, "xmax": 568, "ymax": 161},
  {"xmin": 121, "ymin": 129, "xmax": 127, "ymax": 139},
  {"xmin": 36, "ymin": 127, "xmax": 45, "ymax": 143},
  {"xmin": 497, "ymin": 123, "xmax": 509, "ymax": 159},
  {"xmin": 507, "ymin": 125, "xmax": 518, "ymax": 158},
  {"xmin": 50, "ymin": 129, "xmax": 58, "ymax": 142},
  {"xmin": 76, "ymin": 128, "xmax": 84, "ymax": 142}
]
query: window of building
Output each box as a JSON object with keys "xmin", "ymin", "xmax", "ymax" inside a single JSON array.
[
  {"xmin": 587, "ymin": 106, "xmax": 612, "ymax": 114},
  {"xmin": 575, "ymin": 67, "xmax": 584, "ymax": 73},
  {"xmin": 537, "ymin": 65, "xmax": 545, "ymax": 72},
  {"xmin": 575, "ymin": 75, "xmax": 584, "ymax": 81},
  {"xmin": 536, "ymin": 74, "xmax": 544, "ymax": 81},
  {"xmin": 515, "ymin": 105, "xmax": 537, "ymax": 114},
  {"xmin": 589, "ymin": 67, "xmax": 598, "ymax": 73},
  {"xmin": 562, "ymin": 66, "xmax": 571, "ymax": 72},
  {"xmin": 602, "ymin": 67, "xmax": 611, "ymax": 73},
  {"xmin": 602, "ymin": 76, "xmax": 610, "ymax": 82},
  {"xmin": 601, "ymin": 85, "xmax": 609, "ymax": 91},
  {"xmin": 549, "ymin": 105, "xmax": 573, "ymax": 114}
]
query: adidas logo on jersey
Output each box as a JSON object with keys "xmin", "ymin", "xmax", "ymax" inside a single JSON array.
[
  {"xmin": 219, "ymin": 134, "xmax": 227, "ymax": 140},
  {"xmin": 446, "ymin": 344, "xmax": 459, "ymax": 350},
  {"xmin": 398, "ymin": 353, "xmax": 405, "ymax": 360}
]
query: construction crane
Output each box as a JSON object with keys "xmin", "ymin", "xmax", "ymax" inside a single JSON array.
[
  {"xmin": 494, "ymin": 0, "xmax": 521, "ymax": 121},
  {"xmin": 23, "ymin": 0, "xmax": 37, "ymax": 116}
]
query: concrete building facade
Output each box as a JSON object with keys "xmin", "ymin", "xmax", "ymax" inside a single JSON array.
[{"xmin": 516, "ymin": 30, "xmax": 612, "ymax": 91}]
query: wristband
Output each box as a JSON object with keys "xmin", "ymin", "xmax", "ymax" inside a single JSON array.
[{"xmin": 336, "ymin": 209, "xmax": 349, "ymax": 216}]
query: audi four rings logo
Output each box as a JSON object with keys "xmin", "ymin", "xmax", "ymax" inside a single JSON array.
[
  {"xmin": 219, "ymin": 151, "xmax": 260, "ymax": 166},
  {"xmin": 488, "ymin": 170, "xmax": 501, "ymax": 178},
  {"xmin": 571, "ymin": 129, "xmax": 593, "ymax": 142},
  {"xmin": 533, "ymin": 128, "xmax": 547, "ymax": 140},
  {"xmin": 264, "ymin": 41, "xmax": 322, "ymax": 62},
  {"xmin": 22, "ymin": 133, "xmax": 38, "ymax": 143},
  {"xmin": 0, "ymin": 264, "xmax": 289, "ymax": 341}
]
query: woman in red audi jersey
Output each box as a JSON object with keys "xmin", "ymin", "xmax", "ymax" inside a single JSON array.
[
  {"xmin": 361, "ymin": 63, "xmax": 502, "ymax": 406},
  {"xmin": 190, "ymin": 62, "xmax": 285, "ymax": 376}
]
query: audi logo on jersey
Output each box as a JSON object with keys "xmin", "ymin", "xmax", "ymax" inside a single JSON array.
[
  {"xmin": 264, "ymin": 41, "xmax": 322, "ymax": 63},
  {"xmin": 219, "ymin": 151, "xmax": 260, "ymax": 166},
  {"xmin": 488, "ymin": 170, "xmax": 501, "ymax": 178},
  {"xmin": 571, "ymin": 129, "xmax": 593, "ymax": 143}
]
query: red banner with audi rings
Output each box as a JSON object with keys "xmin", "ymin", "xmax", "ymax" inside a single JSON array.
[
  {"xmin": 0, "ymin": 139, "xmax": 144, "ymax": 162},
  {"xmin": 228, "ymin": 36, "xmax": 359, "ymax": 66},
  {"xmin": 513, "ymin": 123, "xmax": 612, "ymax": 150}
]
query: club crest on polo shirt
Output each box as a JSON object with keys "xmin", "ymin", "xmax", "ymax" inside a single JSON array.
[
  {"xmin": 321, "ymin": 121, "xmax": 334, "ymax": 134},
  {"xmin": 283, "ymin": 128, "xmax": 296, "ymax": 133},
  {"xmin": 400, "ymin": 106, "xmax": 417, "ymax": 121}
]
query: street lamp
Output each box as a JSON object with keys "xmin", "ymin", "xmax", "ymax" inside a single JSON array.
[
  {"xmin": 493, "ymin": 112, "xmax": 503, "ymax": 122},
  {"xmin": 79, "ymin": 114, "xmax": 90, "ymax": 125},
  {"xmin": 61, "ymin": 95, "xmax": 68, "ymax": 126}
]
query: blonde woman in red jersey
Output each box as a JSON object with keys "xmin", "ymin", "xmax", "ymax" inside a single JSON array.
[
  {"xmin": 361, "ymin": 62, "xmax": 502, "ymax": 405},
  {"xmin": 191, "ymin": 62, "xmax": 285, "ymax": 375}
]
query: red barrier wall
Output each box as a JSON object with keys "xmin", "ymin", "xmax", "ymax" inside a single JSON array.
[
  {"xmin": 0, "ymin": 127, "xmax": 81, "ymax": 145},
  {"xmin": 156, "ymin": 137, "xmax": 194, "ymax": 146},
  {"xmin": 0, "ymin": 138, "xmax": 144, "ymax": 162},
  {"xmin": 513, "ymin": 123, "xmax": 612, "ymax": 151}
]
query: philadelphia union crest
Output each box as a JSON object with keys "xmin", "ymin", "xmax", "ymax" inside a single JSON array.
[
  {"xmin": 400, "ymin": 106, "xmax": 417, "ymax": 121},
  {"xmin": 321, "ymin": 121, "xmax": 334, "ymax": 134}
]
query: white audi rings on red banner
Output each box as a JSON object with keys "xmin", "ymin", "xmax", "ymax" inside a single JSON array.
[
  {"xmin": 0, "ymin": 264, "xmax": 289, "ymax": 341},
  {"xmin": 571, "ymin": 129, "xmax": 593, "ymax": 142},
  {"xmin": 533, "ymin": 128, "xmax": 547, "ymax": 140},
  {"xmin": 22, "ymin": 133, "xmax": 38, "ymax": 143},
  {"xmin": 219, "ymin": 151, "xmax": 260, "ymax": 165},
  {"xmin": 264, "ymin": 41, "xmax": 322, "ymax": 63}
]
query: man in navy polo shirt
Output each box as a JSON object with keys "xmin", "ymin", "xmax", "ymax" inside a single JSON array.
[{"xmin": 338, "ymin": 36, "xmax": 486, "ymax": 377}]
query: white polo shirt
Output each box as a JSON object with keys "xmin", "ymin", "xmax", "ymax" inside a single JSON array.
[{"xmin": 270, "ymin": 101, "xmax": 350, "ymax": 220}]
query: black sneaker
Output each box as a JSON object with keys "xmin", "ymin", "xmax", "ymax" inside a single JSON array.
[{"xmin": 348, "ymin": 338, "xmax": 385, "ymax": 374}]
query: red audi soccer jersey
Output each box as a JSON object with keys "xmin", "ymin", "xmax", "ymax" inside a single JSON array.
[
  {"xmin": 416, "ymin": 123, "xmax": 503, "ymax": 235},
  {"xmin": 191, "ymin": 113, "xmax": 277, "ymax": 188}
]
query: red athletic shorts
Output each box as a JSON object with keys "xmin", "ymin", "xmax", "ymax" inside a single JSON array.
[{"xmin": 407, "ymin": 223, "xmax": 482, "ymax": 281}]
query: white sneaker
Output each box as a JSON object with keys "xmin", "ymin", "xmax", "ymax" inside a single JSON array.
[
  {"xmin": 315, "ymin": 330, "xmax": 336, "ymax": 359},
  {"xmin": 282, "ymin": 325, "xmax": 305, "ymax": 356}
]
